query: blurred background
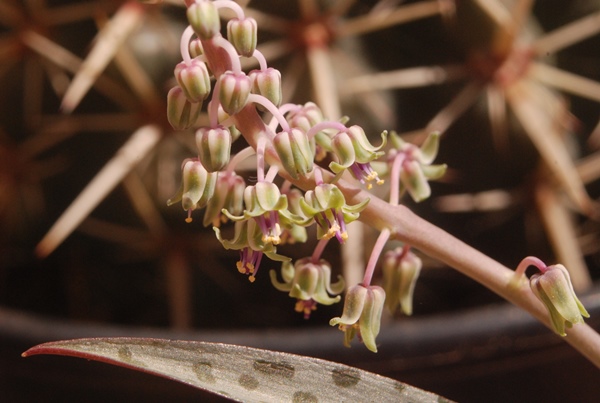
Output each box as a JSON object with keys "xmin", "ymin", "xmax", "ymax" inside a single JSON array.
[{"xmin": 1, "ymin": 0, "xmax": 600, "ymax": 401}]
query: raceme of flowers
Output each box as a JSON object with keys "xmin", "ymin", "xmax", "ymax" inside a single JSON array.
[{"xmin": 165, "ymin": 0, "xmax": 588, "ymax": 352}]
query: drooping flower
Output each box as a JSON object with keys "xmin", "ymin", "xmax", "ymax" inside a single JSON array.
[
  {"xmin": 386, "ymin": 131, "xmax": 447, "ymax": 202},
  {"xmin": 249, "ymin": 67, "xmax": 282, "ymax": 108},
  {"xmin": 299, "ymin": 183, "xmax": 368, "ymax": 243},
  {"xmin": 329, "ymin": 126, "xmax": 386, "ymax": 188},
  {"xmin": 227, "ymin": 16, "xmax": 258, "ymax": 57},
  {"xmin": 273, "ymin": 128, "xmax": 314, "ymax": 179},
  {"xmin": 167, "ymin": 159, "xmax": 217, "ymax": 223},
  {"xmin": 214, "ymin": 219, "xmax": 289, "ymax": 282},
  {"xmin": 174, "ymin": 57, "xmax": 211, "ymax": 103},
  {"xmin": 330, "ymin": 284, "xmax": 386, "ymax": 352},
  {"xmin": 286, "ymin": 102, "xmax": 330, "ymax": 161},
  {"xmin": 187, "ymin": 0, "xmax": 220, "ymax": 40},
  {"xmin": 223, "ymin": 182, "xmax": 305, "ymax": 246},
  {"xmin": 270, "ymin": 258, "xmax": 345, "ymax": 319},
  {"xmin": 218, "ymin": 71, "xmax": 252, "ymax": 115},
  {"xmin": 530, "ymin": 264, "xmax": 590, "ymax": 336},
  {"xmin": 382, "ymin": 246, "xmax": 422, "ymax": 315},
  {"xmin": 196, "ymin": 126, "xmax": 232, "ymax": 172},
  {"xmin": 166, "ymin": 86, "xmax": 202, "ymax": 130}
]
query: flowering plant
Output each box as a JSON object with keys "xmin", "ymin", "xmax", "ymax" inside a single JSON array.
[
  {"xmin": 18, "ymin": 0, "xmax": 600, "ymax": 401},
  {"xmin": 161, "ymin": 0, "xmax": 595, "ymax": 356}
]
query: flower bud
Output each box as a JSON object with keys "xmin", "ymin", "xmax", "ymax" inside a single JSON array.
[
  {"xmin": 174, "ymin": 58, "xmax": 211, "ymax": 103},
  {"xmin": 167, "ymin": 159, "xmax": 217, "ymax": 222},
  {"xmin": 187, "ymin": 1, "xmax": 220, "ymax": 40},
  {"xmin": 530, "ymin": 264, "xmax": 590, "ymax": 336},
  {"xmin": 330, "ymin": 284, "xmax": 386, "ymax": 352},
  {"xmin": 273, "ymin": 128, "xmax": 314, "ymax": 179},
  {"xmin": 167, "ymin": 86, "xmax": 202, "ymax": 130},
  {"xmin": 287, "ymin": 102, "xmax": 324, "ymax": 133},
  {"xmin": 287, "ymin": 102, "xmax": 330, "ymax": 160},
  {"xmin": 249, "ymin": 68, "xmax": 282, "ymax": 108},
  {"xmin": 330, "ymin": 131, "xmax": 356, "ymax": 170},
  {"xmin": 227, "ymin": 17, "xmax": 258, "ymax": 57},
  {"xmin": 195, "ymin": 126, "xmax": 232, "ymax": 172},
  {"xmin": 218, "ymin": 71, "xmax": 252, "ymax": 115},
  {"xmin": 382, "ymin": 247, "xmax": 421, "ymax": 316},
  {"xmin": 329, "ymin": 126, "xmax": 386, "ymax": 176},
  {"xmin": 189, "ymin": 38, "xmax": 204, "ymax": 58}
]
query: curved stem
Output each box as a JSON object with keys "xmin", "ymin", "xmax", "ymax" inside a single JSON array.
[
  {"xmin": 180, "ymin": 25, "xmax": 195, "ymax": 65},
  {"xmin": 213, "ymin": 0, "xmax": 245, "ymax": 20},
  {"xmin": 306, "ymin": 121, "xmax": 347, "ymax": 140},
  {"xmin": 389, "ymin": 152, "xmax": 405, "ymax": 206},
  {"xmin": 211, "ymin": 35, "xmax": 241, "ymax": 74},
  {"xmin": 253, "ymin": 49, "xmax": 269, "ymax": 71},
  {"xmin": 311, "ymin": 237, "xmax": 330, "ymax": 263},
  {"xmin": 256, "ymin": 135, "xmax": 267, "ymax": 182},
  {"xmin": 248, "ymin": 94, "xmax": 290, "ymax": 132},
  {"xmin": 226, "ymin": 146, "xmax": 255, "ymax": 174},
  {"xmin": 515, "ymin": 256, "xmax": 548, "ymax": 278},
  {"xmin": 362, "ymin": 228, "xmax": 390, "ymax": 286},
  {"xmin": 265, "ymin": 165, "xmax": 279, "ymax": 183}
]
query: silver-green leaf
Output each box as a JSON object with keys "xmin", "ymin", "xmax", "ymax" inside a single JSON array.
[{"xmin": 23, "ymin": 337, "xmax": 450, "ymax": 402}]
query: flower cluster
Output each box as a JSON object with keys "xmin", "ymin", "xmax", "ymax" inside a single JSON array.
[{"xmin": 165, "ymin": 0, "xmax": 454, "ymax": 353}]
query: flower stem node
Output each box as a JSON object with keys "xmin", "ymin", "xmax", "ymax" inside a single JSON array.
[
  {"xmin": 227, "ymin": 17, "xmax": 258, "ymax": 57},
  {"xmin": 167, "ymin": 159, "xmax": 217, "ymax": 222},
  {"xmin": 382, "ymin": 247, "xmax": 422, "ymax": 316},
  {"xmin": 270, "ymin": 258, "xmax": 345, "ymax": 319},
  {"xmin": 249, "ymin": 68, "xmax": 282, "ymax": 108},
  {"xmin": 273, "ymin": 128, "xmax": 314, "ymax": 179},
  {"xmin": 175, "ymin": 58, "xmax": 211, "ymax": 103},
  {"xmin": 196, "ymin": 126, "xmax": 232, "ymax": 172},
  {"xmin": 187, "ymin": 0, "xmax": 220, "ymax": 40},
  {"xmin": 166, "ymin": 86, "xmax": 202, "ymax": 130},
  {"xmin": 330, "ymin": 284, "xmax": 386, "ymax": 353},
  {"xmin": 300, "ymin": 183, "xmax": 368, "ymax": 243},
  {"xmin": 530, "ymin": 264, "xmax": 590, "ymax": 336},
  {"xmin": 218, "ymin": 71, "xmax": 252, "ymax": 115}
]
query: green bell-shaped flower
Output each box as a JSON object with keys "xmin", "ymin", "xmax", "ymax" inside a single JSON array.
[
  {"xmin": 167, "ymin": 159, "xmax": 217, "ymax": 222},
  {"xmin": 330, "ymin": 284, "xmax": 386, "ymax": 353},
  {"xmin": 300, "ymin": 183, "xmax": 368, "ymax": 243},
  {"xmin": 273, "ymin": 128, "xmax": 314, "ymax": 179},
  {"xmin": 388, "ymin": 131, "xmax": 447, "ymax": 202},
  {"xmin": 382, "ymin": 246, "xmax": 421, "ymax": 316},
  {"xmin": 329, "ymin": 125, "xmax": 386, "ymax": 173},
  {"xmin": 530, "ymin": 264, "xmax": 590, "ymax": 336},
  {"xmin": 270, "ymin": 258, "xmax": 345, "ymax": 319},
  {"xmin": 214, "ymin": 219, "xmax": 290, "ymax": 282}
]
